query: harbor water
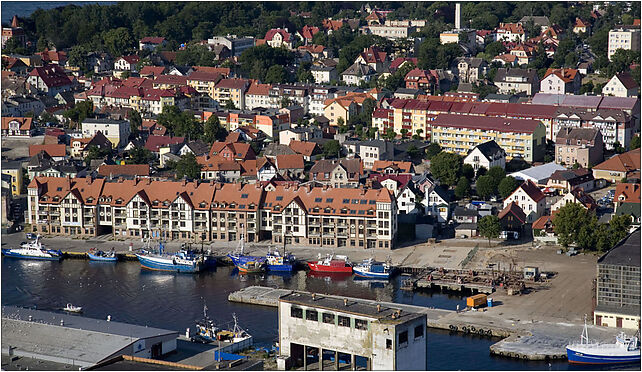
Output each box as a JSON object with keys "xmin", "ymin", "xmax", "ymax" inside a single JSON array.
[{"xmin": 4, "ymin": 258, "xmax": 639, "ymax": 370}]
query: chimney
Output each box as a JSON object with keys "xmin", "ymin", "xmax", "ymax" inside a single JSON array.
[
  {"xmin": 455, "ymin": 3, "xmax": 461, "ymax": 29},
  {"xmin": 377, "ymin": 304, "xmax": 381, "ymax": 313},
  {"xmin": 312, "ymin": 293, "xmax": 316, "ymax": 301},
  {"xmin": 344, "ymin": 298, "xmax": 348, "ymax": 306}
]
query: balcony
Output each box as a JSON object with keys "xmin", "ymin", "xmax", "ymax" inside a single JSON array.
[{"xmin": 49, "ymin": 211, "xmax": 60, "ymax": 216}]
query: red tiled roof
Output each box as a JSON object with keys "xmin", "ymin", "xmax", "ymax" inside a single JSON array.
[
  {"xmin": 615, "ymin": 183, "xmax": 641, "ymax": 204},
  {"xmin": 593, "ymin": 148, "xmax": 641, "ymax": 173},
  {"xmin": 119, "ymin": 55, "xmax": 140, "ymax": 65},
  {"xmin": 544, "ymin": 68, "xmax": 579, "ymax": 83},
  {"xmin": 153, "ymin": 74, "xmax": 188, "ymax": 86},
  {"xmin": 246, "ymin": 82, "xmax": 272, "ymax": 96},
  {"xmin": 192, "ymin": 66, "xmax": 230, "ymax": 77},
  {"xmin": 98, "ymin": 164, "xmax": 150, "ymax": 177},
  {"xmin": 289, "ymin": 140, "xmax": 318, "ymax": 157},
  {"xmin": 614, "ymin": 72, "xmax": 639, "ymax": 89},
  {"xmin": 276, "ymin": 154, "xmax": 305, "ymax": 170},
  {"xmin": 432, "ymin": 113, "xmax": 541, "ymax": 134},
  {"xmin": 265, "ymin": 28, "xmax": 292, "ymax": 42},
  {"xmin": 28, "ymin": 65, "xmax": 72, "ymax": 88},
  {"xmin": 1, "ymin": 117, "xmax": 33, "ymax": 131},
  {"xmin": 29, "ymin": 144, "xmax": 66, "ymax": 157},
  {"xmin": 372, "ymin": 161, "xmax": 413, "ymax": 174},
  {"xmin": 215, "ymin": 78, "xmax": 249, "ymax": 90},
  {"xmin": 389, "ymin": 57, "xmax": 417, "ymax": 70},
  {"xmin": 140, "ymin": 36, "xmax": 165, "ymax": 44},
  {"xmin": 498, "ymin": 202, "xmax": 526, "ymax": 224},
  {"xmin": 144, "ymin": 135, "xmax": 185, "ymax": 152},
  {"xmin": 139, "ymin": 66, "xmax": 165, "ymax": 77},
  {"xmin": 532, "ymin": 215, "xmax": 554, "ymax": 230},
  {"xmin": 300, "ymin": 25, "xmax": 320, "ymax": 40},
  {"xmin": 358, "ymin": 46, "xmax": 387, "ymax": 64},
  {"xmin": 516, "ymin": 180, "xmax": 546, "ymax": 202}
]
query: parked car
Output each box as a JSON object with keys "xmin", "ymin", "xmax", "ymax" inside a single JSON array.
[{"xmin": 25, "ymin": 232, "xmax": 36, "ymax": 239}]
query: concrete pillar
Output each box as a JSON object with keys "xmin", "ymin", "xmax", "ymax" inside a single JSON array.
[
  {"xmin": 335, "ymin": 351, "xmax": 339, "ymax": 370},
  {"xmin": 303, "ymin": 346, "xmax": 308, "ymax": 371},
  {"xmin": 351, "ymin": 354, "xmax": 356, "ymax": 371},
  {"xmin": 319, "ymin": 348, "xmax": 323, "ymax": 371},
  {"xmin": 366, "ymin": 357, "xmax": 371, "ymax": 371}
]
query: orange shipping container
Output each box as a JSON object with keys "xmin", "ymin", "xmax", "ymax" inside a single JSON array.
[{"xmin": 466, "ymin": 294, "xmax": 487, "ymax": 308}]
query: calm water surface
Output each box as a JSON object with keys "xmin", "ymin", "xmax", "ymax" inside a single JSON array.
[
  {"xmin": 5, "ymin": 258, "xmax": 635, "ymax": 370},
  {"xmin": 2, "ymin": 1, "xmax": 114, "ymax": 24}
]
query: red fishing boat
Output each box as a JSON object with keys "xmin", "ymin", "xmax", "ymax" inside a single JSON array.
[{"xmin": 307, "ymin": 254, "xmax": 353, "ymax": 273}]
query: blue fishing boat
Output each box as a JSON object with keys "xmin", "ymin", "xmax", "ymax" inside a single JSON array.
[
  {"xmin": 1, "ymin": 236, "xmax": 62, "ymax": 261},
  {"xmin": 87, "ymin": 248, "xmax": 117, "ymax": 262},
  {"xmin": 566, "ymin": 318, "xmax": 640, "ymax": 364},
  {"xmin": 265, "ymin": 249, "xmax": 295, "ymax": 272},
  {"xmin": 352, "ymin": 258, "xmax": 391, "ymax": 279},
  {"xmin": 136, "ymin": 241, "xmax": 205, "ymax": 273},
  {"xmin": 227, "ymin": 238, "xmax": 264, "ymax": 266}
]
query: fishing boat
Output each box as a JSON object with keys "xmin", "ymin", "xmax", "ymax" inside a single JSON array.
[
  {"xmin": 236, "ymin": 260, "xmax": 265, "ymax": 274},
  {"xmin": 566, "ymin": 317, "xmax": 640, "ymax": 364},
  {"xmin": 193, "ymin": 304, "xmax": 220, "ymax": 343},
  {"xmin": 307, "ymin": 254, "xmax": 352, "ymax": 273},
  {"xmin": 216, "ymin": 314, "xmax": 253, "ymax": 346},
  {"xmin": 87, "ymin": 248, "xmax": 117, "ymax": 262},
  {"xmin": 136, "ymin": 241, "xmax": 205, "ymax": 273},
  {"xmin": 192, "ymin": 307, "xmax": 253, "ymax": 350},
  {"xmin": 352, "ymin": 258, "xmax": 392, "ymax": 279},
  {"xmin": 1, "ymin": 236, "xmax": 62, "ymax": 261},
  {"xmin": 265, "ymin": 249, "xmax": 295, "ymax": 272},
  {"xmin": 63, "ymin": 303, "xmax": 82, "ymax": 313},
  {"xmin": 227, "ymin": 238, "xmax": 264, "ymax": 266}
]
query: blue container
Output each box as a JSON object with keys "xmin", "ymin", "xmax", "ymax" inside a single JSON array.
[{"xmin": 487, "ymin": 298, "xmax": 493, "ymax": 307}]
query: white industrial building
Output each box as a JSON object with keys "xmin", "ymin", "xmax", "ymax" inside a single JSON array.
[
  {"xmin": 1, "ymin": 306, "xmax": 179, "ymax": 369},
  {"xmin": 277, "ymin": 292, "xmax": 427, "ymax": 370}
]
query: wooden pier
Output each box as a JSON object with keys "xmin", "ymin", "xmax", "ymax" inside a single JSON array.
[{"xmin": 228, "ymin": 286, "xmax": 621, "ymax": 362}]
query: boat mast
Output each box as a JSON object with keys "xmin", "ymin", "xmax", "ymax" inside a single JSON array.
[{"xmin": 581, "ymin": 314, "xmax": 589, "ymax": 344}]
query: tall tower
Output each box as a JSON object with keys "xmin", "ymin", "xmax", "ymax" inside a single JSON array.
[{"xmin": 455, "ymin": 3, "xmax": 461, "ymax": 30}]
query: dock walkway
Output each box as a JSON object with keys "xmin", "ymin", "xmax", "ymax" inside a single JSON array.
[{"xmin": 228, "ymin": 286, "xmax": 621, "ymax": 362}]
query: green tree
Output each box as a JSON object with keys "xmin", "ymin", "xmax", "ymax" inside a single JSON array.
[
  {"xmin": 407, "ymin": 145, "xmax": 421, "ymax": 159},
  {"xmin": 224, "ymin": 100, "xmax": 237, "ymax": 110},
  {"xmin": 478, "ymin": 215, "xmax": 501, "ymax": 247},
  {"xmin": 475, "ymin": 175, "xmax": 495, "ymax": 200},
  {"xmin": 484, "ymin": 41, "xmax": 506, "ymax": 58},
  {"xmin": 322, "ymin": 140, "xmax": 341, "ymax": 159},
  {"xmin": 630, "ymin": 135, "xmax": 640, "ymax": 150},
  {"xmin": 264, "ymin": 65, "xmax": 287, "ymax": 84},
  {"xmin": 461, "ymin": 164, "xmax": 475, "ymax": 181},
  {"xmin": 383, "ymin": 128, "xmax": 396, "ymax": 141},
  {"xmin": 203, "ymin": 115, "xmax": 228, "ymax": 143},
  {"xmin": 172, "ymin": 152, "xmax": 202, "ymax": 179},
  {"xmin": 553, "ymin": 203, "xmax": 591, "ymax": 248},
  {"xmin": 103, "ymin": 27, "xmax": 134, "ymax": 57},
  {"xmin": 156, "ymin": 105, "xmax": 202, "ymax": 139},
  {"xmin": 127, "ymin": 146, "xmax": 154, "ymax": 164},
  {"xmin": 129, "ymin": 110, "xmax": 142, "ymax": 138},
  {"xmin": 425, "ymin": 142, "xmax": 442, "ymax": 160},
  {"xmin": 487, "ymin": 166, "xmax": 506, "ymax": 188},
  {"xmin": 84, "ymin": 145, "xmax": 111, "ymax": 163},
  {"xmin": 429, "ymin": 152, "xmax": 462, "ymax": 187},
  {"xmin": 63, "ymin": 100, "xmax": 94, "ymax": 129},
  {"xmin": 476, "ymin": 166, "xmax": 487, "ymax": 178},
  {"xmin": 498, "ymin": 176, "xmax": 519, "ymax": 199},
  {"xmin": 454, "ymin": 176, "xmax": 471, "ymax": 200}
]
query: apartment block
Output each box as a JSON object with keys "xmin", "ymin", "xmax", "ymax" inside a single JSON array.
[
  {"xmin": 28, "ymin": 177, "xmax": 397, "ymax": 249},
  {"xmin": 608, "ymin": 25, "xmax": 641, "ymax": 61}
]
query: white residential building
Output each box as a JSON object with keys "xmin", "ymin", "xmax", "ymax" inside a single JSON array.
[
  {"xmin": 81, "ymin": 118, "xmax": 131, "ymax": 148},
  {"xmin": 503, "ymin": 180, "xmax": 546, "ymax": 223},
  {"xmin": 463, "ymin": 140, "xmax": 506, "ymax": 172},
  {"xmin": 608, "ymin": 26, "xmax": 641, "ymax": 61},
  {"xmin": 602, "ymin": 73, "xmax": 639, "ymax": 97}
]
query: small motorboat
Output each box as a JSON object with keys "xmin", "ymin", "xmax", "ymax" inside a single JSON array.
[
  {"xmin": 87, "ymin": 248, "xmax": 118, "ymax": 262},
  {"xmin": 352, "ymin": 258, "xmax": 392, "ymax": 279},
  {"xmin": 566, "ymin": 317, "xmax": 641, "ymax": 364},
  {"xmin": 307, "ymin": 254, "xmax": 352, "ymax": 273},
  {"xmin": 63, "ymin": 303, "xmax": 82, "ymax": 313}
]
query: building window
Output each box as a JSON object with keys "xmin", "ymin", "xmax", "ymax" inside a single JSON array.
[
  {"xmin": 306, "ymin": 309, "xmax": 318, "ymax": 321},
  {"xmin": 355, "ymin": 319, "xmax": 368, "ymax": 330},
  {"xmin": 291, "ymin": 307, "xmax": 303, "ymax": 319},
  {"xmin": 338, "ymin": 315, "xmax": 351, "ymax": 327},
  {"xmin": 398, "ymin": 330, "xmax": 408, "ymax": 346},
  {"xmin": 386, "ymin": 339, "xmax": 392, "ymax": 349},
  {"xmin": 322, "ymin": 313, "xmax": 335, "ymax": 324},
  {"xmin": 414, "ymin": 325, "xmax": 424, "ymax": 339}
]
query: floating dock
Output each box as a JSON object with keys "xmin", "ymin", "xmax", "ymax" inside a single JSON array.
[{"xmin": 228, "ymin": 286, "xmax": 621, "ymax": 362}]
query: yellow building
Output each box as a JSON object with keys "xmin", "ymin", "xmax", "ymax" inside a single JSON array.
[
  {"xmin": 212, "ymin": 79, "xmax": 249, "ymax": 109},
  {"xmin": 431, "ymin": 114, "xmax": 546, "ymax": 162},
  {"xmin": 1, "ymin": 161, "xmax": 23, "ymax": 196},
  {"xmin": 186, "ymin": 71, "xmax": 223, "ymax": 99},
  {"xmin": 324, "ymin": 99, "xmax": 357, "ymax": 126}
]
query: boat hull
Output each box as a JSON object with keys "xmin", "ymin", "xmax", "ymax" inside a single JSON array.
[
  {"xmin": 87, "ymin": 252, "xmax": 118, "ymax": 262},
  {"xmin": 267, "ymin": 263, "xmax": 293, "ymax": 272},
  {"xmin": 307, "ymin": 261, "xmax": 352, "ymax": 273},
  {"xmin": 567, "ymin": 347, "xmax": 641, "ymax": 364},
  {"xmin": 1, "ymin": 249, "xmax": 61, "ymax": 261},
  {"xmin": 353, "ymin": 268, "xmax": 390, "ymax": 279},
  {"xmin": 136, "ymin": 254, "xmax": 203, "ymax": 273}
]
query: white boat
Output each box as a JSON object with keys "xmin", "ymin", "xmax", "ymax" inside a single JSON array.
[
  {"xmin": 63, "ymin": 303, "xmax": 82, "ymax": 313},
  {"xmin": 566, "ymin": 317, "xmax": 640, "ymax": 364},
  {"xmin": 1, "ymin": 236, "xmax": 62, "ymax": 261}
]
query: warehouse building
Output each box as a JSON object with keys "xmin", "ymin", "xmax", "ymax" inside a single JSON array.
[
  {"xmin": 594, "ymin": 229, "xmax": 641, "ymax": 330},
  {"xmin": 277, "ymin": 292, "xmax": 427, "ymax": 370},
  {"xmin": 1, "ymin": 306, "xmax": 179, "ymax": 368}
]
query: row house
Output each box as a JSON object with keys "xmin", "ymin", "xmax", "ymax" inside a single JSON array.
[
  {"xmin": 430, "ymin": 114, "xmax": 546, "ymax": 162},
  {"xmin": 390, "ymin": 99, "xmax": 433, "ymax": 139},
  {"xmin": 28, "ymin": 177, "xmax": 397, "ymax": 249},
  {"xmin": 554, "ymin": 128, "xmax": 603, "ymax": 168},
  {"xmin": 309, "ymin": 159, "xmax": 364, "ymax": 188}
]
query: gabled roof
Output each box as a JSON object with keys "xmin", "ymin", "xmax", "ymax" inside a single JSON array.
[
  {"xmin": 1, "ymin": 116, "xmax": 33, "ymax": 131},
  {"xmin": 276, "ymin": 154, "xmax": 305, "ymax": 170},
  {"xmin": 432, "ymin": 114, "xmax": 541, "ymax": 134},
  {"xmin": 265, "ymin": 28, "xmax": 292, "ymax": 42},
  {"xmin": 139, "ymin": 66, "xmax": 165, "ymax": 77},
  {"xmin": 498, "ymin": 202, "xmax": 526, "ymax": 224},
  {"xmin": 300, "ymin": 25, "xmax": 320, "ymax": 40},
  {"xmin": 532, "ymin": 214, "xmax": 554, "ymax": 230},
  {"xmin": 612, "ymin": 72, "xmax": 640, "ymax": 90},
  {"xmin": 544, "ymin": 68, "xmax": 579, "ymax": 83},
  {"xmin": 289, "ymin": 140, "xmax": 319, "ymax": 157},
  {"xmin": 615, "ymin": 183, "xmax": 641, "ymax": 204},
  {"xmin": 28, "ymin": 65, "xmax": 72, "ymax": 88},
  {"xmin": 98, "ymin": 164, "xmax": 150, "ymax": 177},
  {"xmin": 144, "ymin": 135, "xmax": 185, "ymax": 152},
  {"xmin": 372, "ymin": 160, "xmax": 413, "ymax": 174},
  {"xmin": 469, "ymin": 140, "xmax": 504, "ymax": 159},
  {"xmin": 512, "ymin": 180, "xmax": 545, "ymax": 202},
  {"xmin": 140, "ymin": 36, "xmax": 165, "ymax": 44},
  {"xmin": 593, "ymin": 148, "xmax": 641, "ymax": 173},
  {"xmin": 357, "ymin": 46, "xmax": 387, "ymax": 64},
  {"xmin": 29, "ymin": 144, "xmax": 66, "ymax": 158},
  {"xmin": 342, "ymin": 62, "xmax": 375, "ymax": 77},
  {"xmin": 118, "ymin": 55, "xmax": 140, "ymax": 65},
  {"xmin": 215, "ymin": 78, "xmax": 249, "ymax": 90}
]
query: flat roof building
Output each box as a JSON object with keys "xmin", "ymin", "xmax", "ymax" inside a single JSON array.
[
  {"xmin": 278, "ymin": 292, "xmax": 427, "ymax": 370},
  {"xmin": 1, "ymin": 306, "xmax": 179, "ymax": 368}
]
